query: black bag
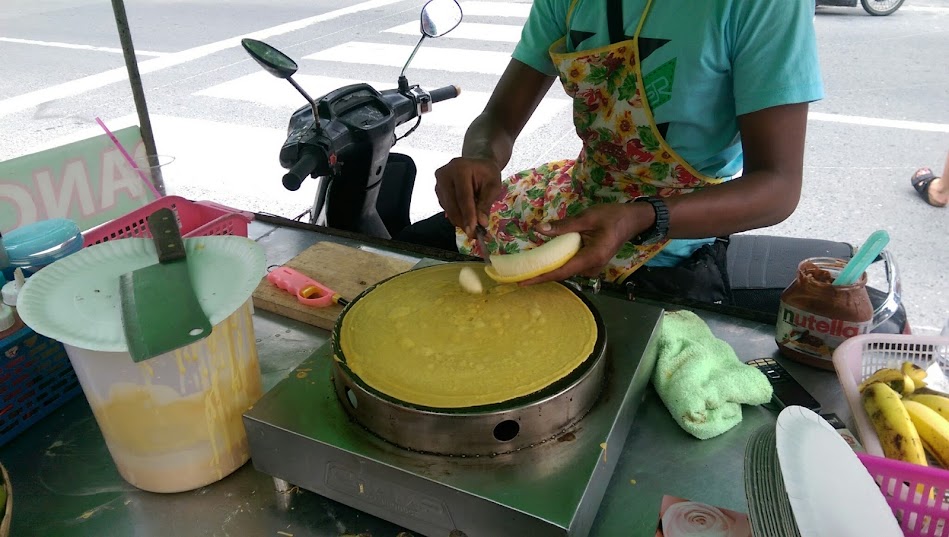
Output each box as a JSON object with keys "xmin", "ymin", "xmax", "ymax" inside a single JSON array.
[{"xmin": 623, "ymin": 239, "xmax": 732, "ymax": 305}]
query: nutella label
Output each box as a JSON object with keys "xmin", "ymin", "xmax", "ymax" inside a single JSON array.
[{"xmin": 776, "ymin": 301, "xmax": 871, "ymax": 360}]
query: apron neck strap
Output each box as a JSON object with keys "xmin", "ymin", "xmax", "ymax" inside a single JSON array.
[{"xmin": 607, "ymin": 0, "xmax": 625, "ymax": 44}]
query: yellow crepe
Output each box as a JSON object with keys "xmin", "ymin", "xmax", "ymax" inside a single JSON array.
[{"xmin": 337, "ymin": 263, "xmax": 598, "ymax": 408}]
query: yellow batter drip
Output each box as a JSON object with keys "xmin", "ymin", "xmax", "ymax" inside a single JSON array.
[
  {"xmin": 89, "ymin": 301, "xmax": 263, "ymax": 493},
  {"xmin": 337, "ymin": 263, "xmax": 598, "ymax": 408}
]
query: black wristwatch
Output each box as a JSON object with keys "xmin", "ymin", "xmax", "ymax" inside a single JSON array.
[{"xmin": 629, "ymin": 196, "xmax": 670, "ymax": 245}]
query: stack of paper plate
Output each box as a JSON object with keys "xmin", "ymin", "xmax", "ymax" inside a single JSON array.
[
  {"xmin": 744, "ymin": 425, "xmax": 802, "ymax": 537},
  {"xmin": 745, "ymin": 406, "xmax": 902, "ymax": 537}
]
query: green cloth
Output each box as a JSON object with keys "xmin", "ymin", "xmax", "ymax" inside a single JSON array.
[{"xmin": 652, "ymin": 310, "xmax": 773, "ymax": 440}]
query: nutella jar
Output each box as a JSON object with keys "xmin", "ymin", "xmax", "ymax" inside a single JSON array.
[{"xmin": 776, "ymin": 257, "xmax": 874, "ymax": 370}]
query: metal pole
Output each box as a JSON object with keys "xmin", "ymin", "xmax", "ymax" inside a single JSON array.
[{"xmin": 111, "ymin": 0, "xmax": 166, "ymax": 196}]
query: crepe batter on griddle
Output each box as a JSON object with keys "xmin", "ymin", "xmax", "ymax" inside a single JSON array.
[{"xmin": 336, "ymin": 263, "xmax": 597, "ymax": 408}]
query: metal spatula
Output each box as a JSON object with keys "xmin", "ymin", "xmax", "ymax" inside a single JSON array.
[{"xmin": 119, "ymin": 208, "xmax": 212, "ymax": 362}]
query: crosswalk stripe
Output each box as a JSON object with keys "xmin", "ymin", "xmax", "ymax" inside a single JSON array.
[
  {"xmin": 461, "ymin": 1, "xmax": 532, "ymax": 18},
  {"xmin": 194, "ymin": 72, "xmax": 569, "ymax": 138},
  {"xmin": 0, "ymin": 37, "xmax": 167, "ymax": 57},
  {"xmin": 384, "ymin": 21, "xmax": 523, "ymax": 43},
  {"xmin": 0, "ymin": 0, "xmax": 408, "ymax": 118},
  {"xmin": 304, "ymin": 41, "xmax": 512, "ymax": 75}
]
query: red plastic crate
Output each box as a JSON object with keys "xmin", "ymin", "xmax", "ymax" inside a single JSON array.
[{"xmin": 82, "ymin": 195, "xmax": 253, "ymax": 246}]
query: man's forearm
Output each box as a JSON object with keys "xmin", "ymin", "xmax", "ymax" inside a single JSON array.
[
  {"xmin": 461, "ymin": 112, "xmax": 516, "ymax": 170},
  {"xmin": 663, "ymin": 169, "xmax": 801, "ymax": 239}
]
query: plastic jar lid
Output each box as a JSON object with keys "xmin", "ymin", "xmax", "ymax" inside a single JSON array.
[{"xmin": 5, "ymin": 219, "xmax": 83, "ymax": 268}]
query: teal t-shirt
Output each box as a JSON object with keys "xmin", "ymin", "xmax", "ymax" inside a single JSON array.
[{"xmin": 512, "ymin": 0, "xmax": 824, "ymax": 267}]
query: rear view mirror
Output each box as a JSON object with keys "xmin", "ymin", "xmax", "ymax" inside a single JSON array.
[
  {"xmin": 420, "ymin": 0, "xmax": 463, "ymax": 38},
  {"xmin": 241, "ymin": 38, "xmax": 298, "ymax": 79}
]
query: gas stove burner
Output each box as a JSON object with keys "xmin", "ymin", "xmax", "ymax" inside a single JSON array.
[
  {"xmin": 329, "ymin": 264, "xmax": 608, "ymax": 456},
  {"xmin": 244, "ymin": 262, "xmax": 663, "ymax": 537},
  {"xmin": 331, "ymin": 334, "xmax": 606, "ymax": 456}
]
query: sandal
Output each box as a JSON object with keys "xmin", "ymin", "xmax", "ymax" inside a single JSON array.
[{"xmin": 911, "ymin": 168, "xmax": 947, "ymax": 207}]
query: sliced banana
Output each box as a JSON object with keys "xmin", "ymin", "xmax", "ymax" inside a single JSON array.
[
  {"xmin": 485, "ymin": 232, "xmax": 582, "ymax": 283},
  {"xmin": 458, "ymin": 266, "xmax": 485, "ymax": 294}
]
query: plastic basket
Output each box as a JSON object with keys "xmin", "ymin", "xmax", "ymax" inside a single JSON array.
[
  {"xmin": 0, "ymin": 325, "xmax": 81, "ymax": 448},
  {"xmin": 859, "ymin": 452, "xmax": 949, "ymax": 536},
  {"xmin": 833, "ymin": 334, "xmax": 949, "ymax": 458},
  {"xmin": 82, "ymin": 195, "xmax": 253, "ymax": 246}
]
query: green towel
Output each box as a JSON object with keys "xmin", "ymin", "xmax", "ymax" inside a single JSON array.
[{"xmin": 652, "ymin": 310, "xmax": 773, "ymax": 440}]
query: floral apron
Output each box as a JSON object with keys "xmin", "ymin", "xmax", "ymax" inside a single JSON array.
[{"xmin": 456, "ymin": 0, "xmax": 726, "ymax": 283}]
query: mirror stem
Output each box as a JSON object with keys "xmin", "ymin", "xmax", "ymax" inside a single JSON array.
[
  {"xmin": 398, "ymin": 35, "xmax": 427, "ymax": 92},
  {"xmin": 287, "ymin": 77, "xmax": 320, "ymax": 129}
]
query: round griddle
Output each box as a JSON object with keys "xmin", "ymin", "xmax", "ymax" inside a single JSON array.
[{"xmin": 331, "ymin": 263, "xmax": 608, "ymax": 456}]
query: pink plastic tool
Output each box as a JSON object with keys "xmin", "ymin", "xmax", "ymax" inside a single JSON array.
[{"xmin": 266, "ymin": 266, "xmax": 347, "ymax": 307}]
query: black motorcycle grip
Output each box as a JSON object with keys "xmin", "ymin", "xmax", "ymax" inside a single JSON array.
[
  {"xmin": 282, "ymin": 150, "xmax": 319, "ymax": 191},
  {"xmin": 430, "ymin": 85, "xmax": 461, "ymax": 103}
]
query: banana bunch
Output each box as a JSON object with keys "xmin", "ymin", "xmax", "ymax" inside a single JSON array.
[{"xmin": 861, "ymin": 361, "xmax": 949, "ymax": 468}]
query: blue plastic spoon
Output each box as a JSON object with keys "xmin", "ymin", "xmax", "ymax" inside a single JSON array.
[{"xmin": 833, "ymin": 230, "xmax": 890, "ymax": 286}]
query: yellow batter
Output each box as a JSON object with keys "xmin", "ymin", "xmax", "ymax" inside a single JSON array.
[{"xmin": 336, "ymin": 263, "xmax": 598, "ymax": 408}]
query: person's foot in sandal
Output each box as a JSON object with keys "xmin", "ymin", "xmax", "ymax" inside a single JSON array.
[{"xmin": 911, "ymin": 166, "xmax": 948, "ymax": 208}]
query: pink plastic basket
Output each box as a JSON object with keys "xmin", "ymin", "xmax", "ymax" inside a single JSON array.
[
  {"xmin": 81, "ymin": 195, "xmax": 253, "ymax": 246},
  {"xmin": 859, "ymin": 452, "xmax": 949, "ymax": 536},
  {"xmin": 833, "ymin": 334, "xmax": 949, "ymax": 458}
]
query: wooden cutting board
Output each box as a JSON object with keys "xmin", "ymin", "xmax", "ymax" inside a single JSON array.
[{"xmin": 252, "ymin": 241, "xmax": 415, "ymax": 330}]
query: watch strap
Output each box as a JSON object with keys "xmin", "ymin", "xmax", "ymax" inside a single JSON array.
[{"xmin": 630, "ymin": 196, "xmax": 670, "ymax": 245}]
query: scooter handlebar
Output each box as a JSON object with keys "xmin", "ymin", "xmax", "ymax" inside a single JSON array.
[
  {"xmin": 283, "ymin": 149, "xmax": 320, "ymax": 191},
  {"xmin": 429, "ymin": 85, "xmax": 461, "ymax": 103}
]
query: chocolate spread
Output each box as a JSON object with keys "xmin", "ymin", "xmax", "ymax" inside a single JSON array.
[{"xmin": 775, "ymin": 259, "xmax": 874, "ymax": 370}]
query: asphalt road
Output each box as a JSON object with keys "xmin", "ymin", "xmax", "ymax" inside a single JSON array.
[{"xmin": 1, "ymin": 0, "xmax": 947, "ymax": 332}]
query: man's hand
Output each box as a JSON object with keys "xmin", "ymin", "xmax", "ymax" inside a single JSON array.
[
  {"xmin": 519, "ymin": 202, "xmax": 655, "ymax": 285},
  {"xmin": 435, "ymin": 157, "xmax": 504, "ymax": 238},
  {"xmin": 434, "ymin": 60, "xmax": 556, "ymax": 238}
]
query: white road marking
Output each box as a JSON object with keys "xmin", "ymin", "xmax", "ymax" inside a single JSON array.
[
  {"xmin": 0, "ymin": 37, "xmax": 167, "ymax": 57},
  {"xmin": 809, "ymin": 112, "xmax": 949, "ymax": 133},
  {"xmin": 0, "ymin": 0, "xmax": 406, "ymax": 118},
  {"xmin": 304, "ymin": 42, "xmax": 512, "ymax": 75},
  {"xmin": 194, "ymin": 72, "xmax": 568, "ymax": 137},
  {"xmin": 461, "ymin": 1, "xmax": 532, "ymax": 18},
  {"xmin": 384, "ymin": 21, "xmax": 523, "ymax": 42}
]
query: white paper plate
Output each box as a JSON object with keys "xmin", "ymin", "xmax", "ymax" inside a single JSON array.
[
  {"xmin": 17, "ymin": 236, "xmax": 266, "ymax": 352},
  {"xmin": 775, "ymin": 406, "xmax": 902, "ymax": 537}
]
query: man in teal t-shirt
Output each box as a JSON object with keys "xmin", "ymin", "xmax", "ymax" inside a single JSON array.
[
  {"xmin": 512, "ymin": 0, "xmax": 823, "ymax": 268},
  {"xmin": 402, "ymin": 0, "xmax": 823, "ymax": 302}
]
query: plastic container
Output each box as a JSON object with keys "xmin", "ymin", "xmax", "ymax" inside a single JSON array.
[
  {"xmin": 66, "ymin": 299, "xmax": 262, "ymax": 493},
  {"xmin": 858, "ymin": 452, "xmax": 949, "ymax": 537},
  {"xmin": 82, "ymin": 196, "xmax": 253, "ymax": 247},
  {"xmin": 2, "ymin": 219, "xmax": 83, "ymax": 279},
  {"xmin": 833, "ymin": 333, "xmax": 949, "ymax": 458}
]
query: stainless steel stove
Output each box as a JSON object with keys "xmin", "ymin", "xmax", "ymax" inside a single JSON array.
[{"xmin": 244, "ymin": 286, "xmax": 663, "ymax": 537}]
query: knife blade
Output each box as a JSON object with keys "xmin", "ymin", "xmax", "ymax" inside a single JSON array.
[
  {"xmin": 120, "ymin": 208, "xmax": 212, "ymax": 362},
  {"xmin": 475, "ymin": 224, "xmax": 491, "ymax": 265}
]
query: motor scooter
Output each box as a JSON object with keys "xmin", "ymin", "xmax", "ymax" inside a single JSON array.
[
  {"xmin": 242, "ymin": 0, "xmax": 910, "ymax": 334},
  {"xmin": 241, "ymin": 0, "xmax": 462, "ymax": 239},
  {"xmin": 816, "ymin": 0, "xmax": 905, "ymax": 16}
]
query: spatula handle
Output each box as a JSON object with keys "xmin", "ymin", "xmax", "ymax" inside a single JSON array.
[{"xmin": 146, "ymin": 208, "xmax": 186, "ymax": 263}]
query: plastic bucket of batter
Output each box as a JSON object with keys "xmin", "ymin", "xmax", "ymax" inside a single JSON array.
[
  {"xmin": 16, "ymin": 235, "xmax": 266, "ymax": 493},
  {"xmin": 65, "ymin": 299, "xmax": 262, "ymax": 493}
]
